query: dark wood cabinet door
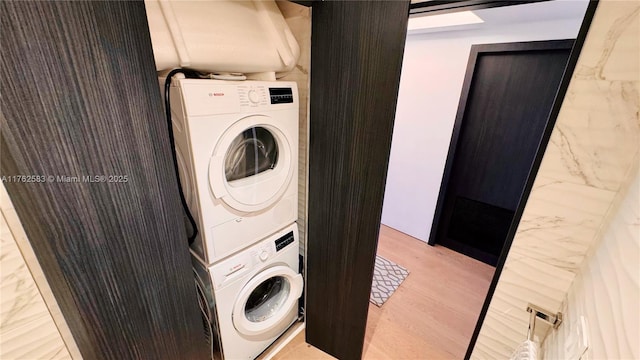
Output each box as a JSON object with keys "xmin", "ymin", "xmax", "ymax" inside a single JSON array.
[
  {"xmin": 305, "ymin": 1, "xmax": 410, "ymax": 359},
  {"xmin": 0, "ymin": 2, "xmax": 208, "ymax": 358}
]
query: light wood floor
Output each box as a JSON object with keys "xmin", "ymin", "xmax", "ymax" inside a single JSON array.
[{"xmin": 273, "ymin": 225, "xmax": 494, "ymax": 360}]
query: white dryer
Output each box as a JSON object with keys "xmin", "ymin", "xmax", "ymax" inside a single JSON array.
[
  {"xmin": 168, "ymin": 78, "xmax": 299, "ymax": 265},
  {"xmin": 192, "ymin": 223, "xmax": 303, "ymax": 360}
]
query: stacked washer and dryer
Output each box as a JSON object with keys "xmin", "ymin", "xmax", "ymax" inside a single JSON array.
[{"xmin": 167, "ymin": 77, "xmax": 303, "ymax": 360}]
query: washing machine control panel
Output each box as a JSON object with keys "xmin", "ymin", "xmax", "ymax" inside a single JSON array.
[
  {"xmin": 254, "ymin": 242, "xmax": 275, "ymax": 263},
  {"xmin": 244, "ymin": 231, "xmax": 295, "ymax": 265},
  {"xmin": 209, "ymin": 226, "xmax": 298, "ymax": 289},
  {"xmin": 274, "ymin": 231, "xmax": 295, "ymax": 252},
  {"xmin": 211, "ymin": 251, "xmax": 253, "ymax": 289}
]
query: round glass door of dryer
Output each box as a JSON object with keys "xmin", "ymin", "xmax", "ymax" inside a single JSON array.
[
  {"xmin": 224, "ymin": 127, "xmax": 278, "ymax": 182},
  {"xmin": 208, "ymin": 115, "xmax": 293, "ymax": 213},
  {"xmin": 232, "ymin": 266, "xmax": 303, "ymax": 339}
]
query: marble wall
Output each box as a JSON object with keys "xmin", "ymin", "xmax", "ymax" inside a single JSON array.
[
  {"xmin": 471, "ymin": 0, "xmax": 639, "ymax": 358},
  {"xmin": 0, "ymin": 184, "xmax": 81, "ymax": 359},
  {"xmin": 542, "ymin": 171, "xmax": 639, "ymax": 359}
]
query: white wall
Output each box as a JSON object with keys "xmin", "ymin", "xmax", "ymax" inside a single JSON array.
[{"xmin": 381, "ymin": 16, "xmax": 586, "ymax": 242}]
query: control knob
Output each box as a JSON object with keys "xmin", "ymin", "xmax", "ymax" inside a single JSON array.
[
  {"xmin": 248, "ymin": 90, "xmax": 260, "ymax": 104},
  {"xmin": 259, "ymin": 251, "xmax": 269, "ymax": 261}
]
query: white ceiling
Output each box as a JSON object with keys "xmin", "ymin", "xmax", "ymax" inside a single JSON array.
[
  {"xmin": 472, "ymin": 0, "xmax": 589, "ymax": 24},
  {"xmin": 409, "ymin": 0, "xmax": 589, "ymax": 33}
]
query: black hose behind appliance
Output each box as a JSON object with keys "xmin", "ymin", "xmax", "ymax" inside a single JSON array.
[{"xmin": 164, "ymin": 68, "xmax": 200, "ymax": 245}]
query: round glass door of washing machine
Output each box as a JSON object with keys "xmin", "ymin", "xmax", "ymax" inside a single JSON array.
[
  {"xmin": 208, "ymin": 115, "xmax": 294, "ymax": 213},
  {"xmin": 232, "ymin": 265, "xmax": 303, "ymax": 339}
]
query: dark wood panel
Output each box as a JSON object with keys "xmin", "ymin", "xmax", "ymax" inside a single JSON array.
[
  {"xmin": 465, "ymin": 1, "xmax": 600, "ymax": 358},
  {"xmin": 409, "ymin": 0, "xmax": 550, "ymax": 15},
  {"xmin": 449, "ymin": 42, "xmax": 573, "ymax": 209},
  {"xmin": 305, "ymin": 1, "xmax": 410, "ymax": 359},
  {"xmin": 288, "ymin": 0, "xmax": 314, "ymax": 7},
  {"xmin": 0, "ymin": 2, "xmax": 208, "ymax": 359},
  {"xmin": 429, "ymin": 40, "xmax": 573, "ymax": 266}
]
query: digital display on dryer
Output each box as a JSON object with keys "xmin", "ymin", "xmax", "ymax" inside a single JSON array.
[
  {"xmin": 274, "ymin": 232, "xmax": 295, "ymax": 252},
  {"xmin": 269, "ymin": 88, "xmax": 293, "ymax": 104}
]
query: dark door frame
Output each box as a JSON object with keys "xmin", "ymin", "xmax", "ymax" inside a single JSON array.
[
  {"xmin": 294, "ymin": 0, "xmax": 553, "ymax": 14},
  {"xmin": 409, "ymin": 0, "xmax": 550, "ymax": 15},
  {"xmin": 427, "ymin": 39, "xmax": 576, "ymax": 252}
]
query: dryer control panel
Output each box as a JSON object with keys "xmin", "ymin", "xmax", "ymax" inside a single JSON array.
[
  {"xmin": 178, "ymin": 79, "xmax": 298, "ymax": 115},
  {"xmin": 238, "ymin": 85, "xmax": 268, "ymax": 107},
  {"xmin": 237, "ymin": 86, "xmax": 295, "ymax": 106},
  {"xmin": 268, "ymin": 88, "xmax": 294, "ymax": 104}
]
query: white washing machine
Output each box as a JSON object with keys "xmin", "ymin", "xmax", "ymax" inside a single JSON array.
[
  {"xmin": 192, "ymin": 223, "xmax": 303, "ymax": 360},
  {"xmin": 168, "ymin": 78, "xmax": 299, "ymax": 265}
]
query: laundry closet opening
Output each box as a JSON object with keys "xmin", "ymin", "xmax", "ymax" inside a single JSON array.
[
  {"xmin": 145, "ymin": 1, "xmax": 311, "ymax": 359},
  {"xmin": 365, "ymin": 1, "xmax": 590, "ymax": 358}
]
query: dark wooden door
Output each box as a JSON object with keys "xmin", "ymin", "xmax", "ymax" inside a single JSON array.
[
  {"xmin": 306, "ymin": 1, "xmax": 410, "ymax": 359},
  {"xmin": 0, "ymin": 2, "xmax": 208, "ymax": 358},
  {"xmin": 429, "ymin": 40, "xmax": 573, "ymax": 266}
]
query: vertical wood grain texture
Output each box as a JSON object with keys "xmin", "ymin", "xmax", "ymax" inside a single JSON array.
[
  {"xmin": 306, "ymin": 1, "xmax": 410, "ymax": 359},
  {"xmin": 0, "ymin": 2, "xmax": 208, "ymax": 359},
  {"xmin": 432, "ymin": 41, "xmax": 573, "ymax": 265}
]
